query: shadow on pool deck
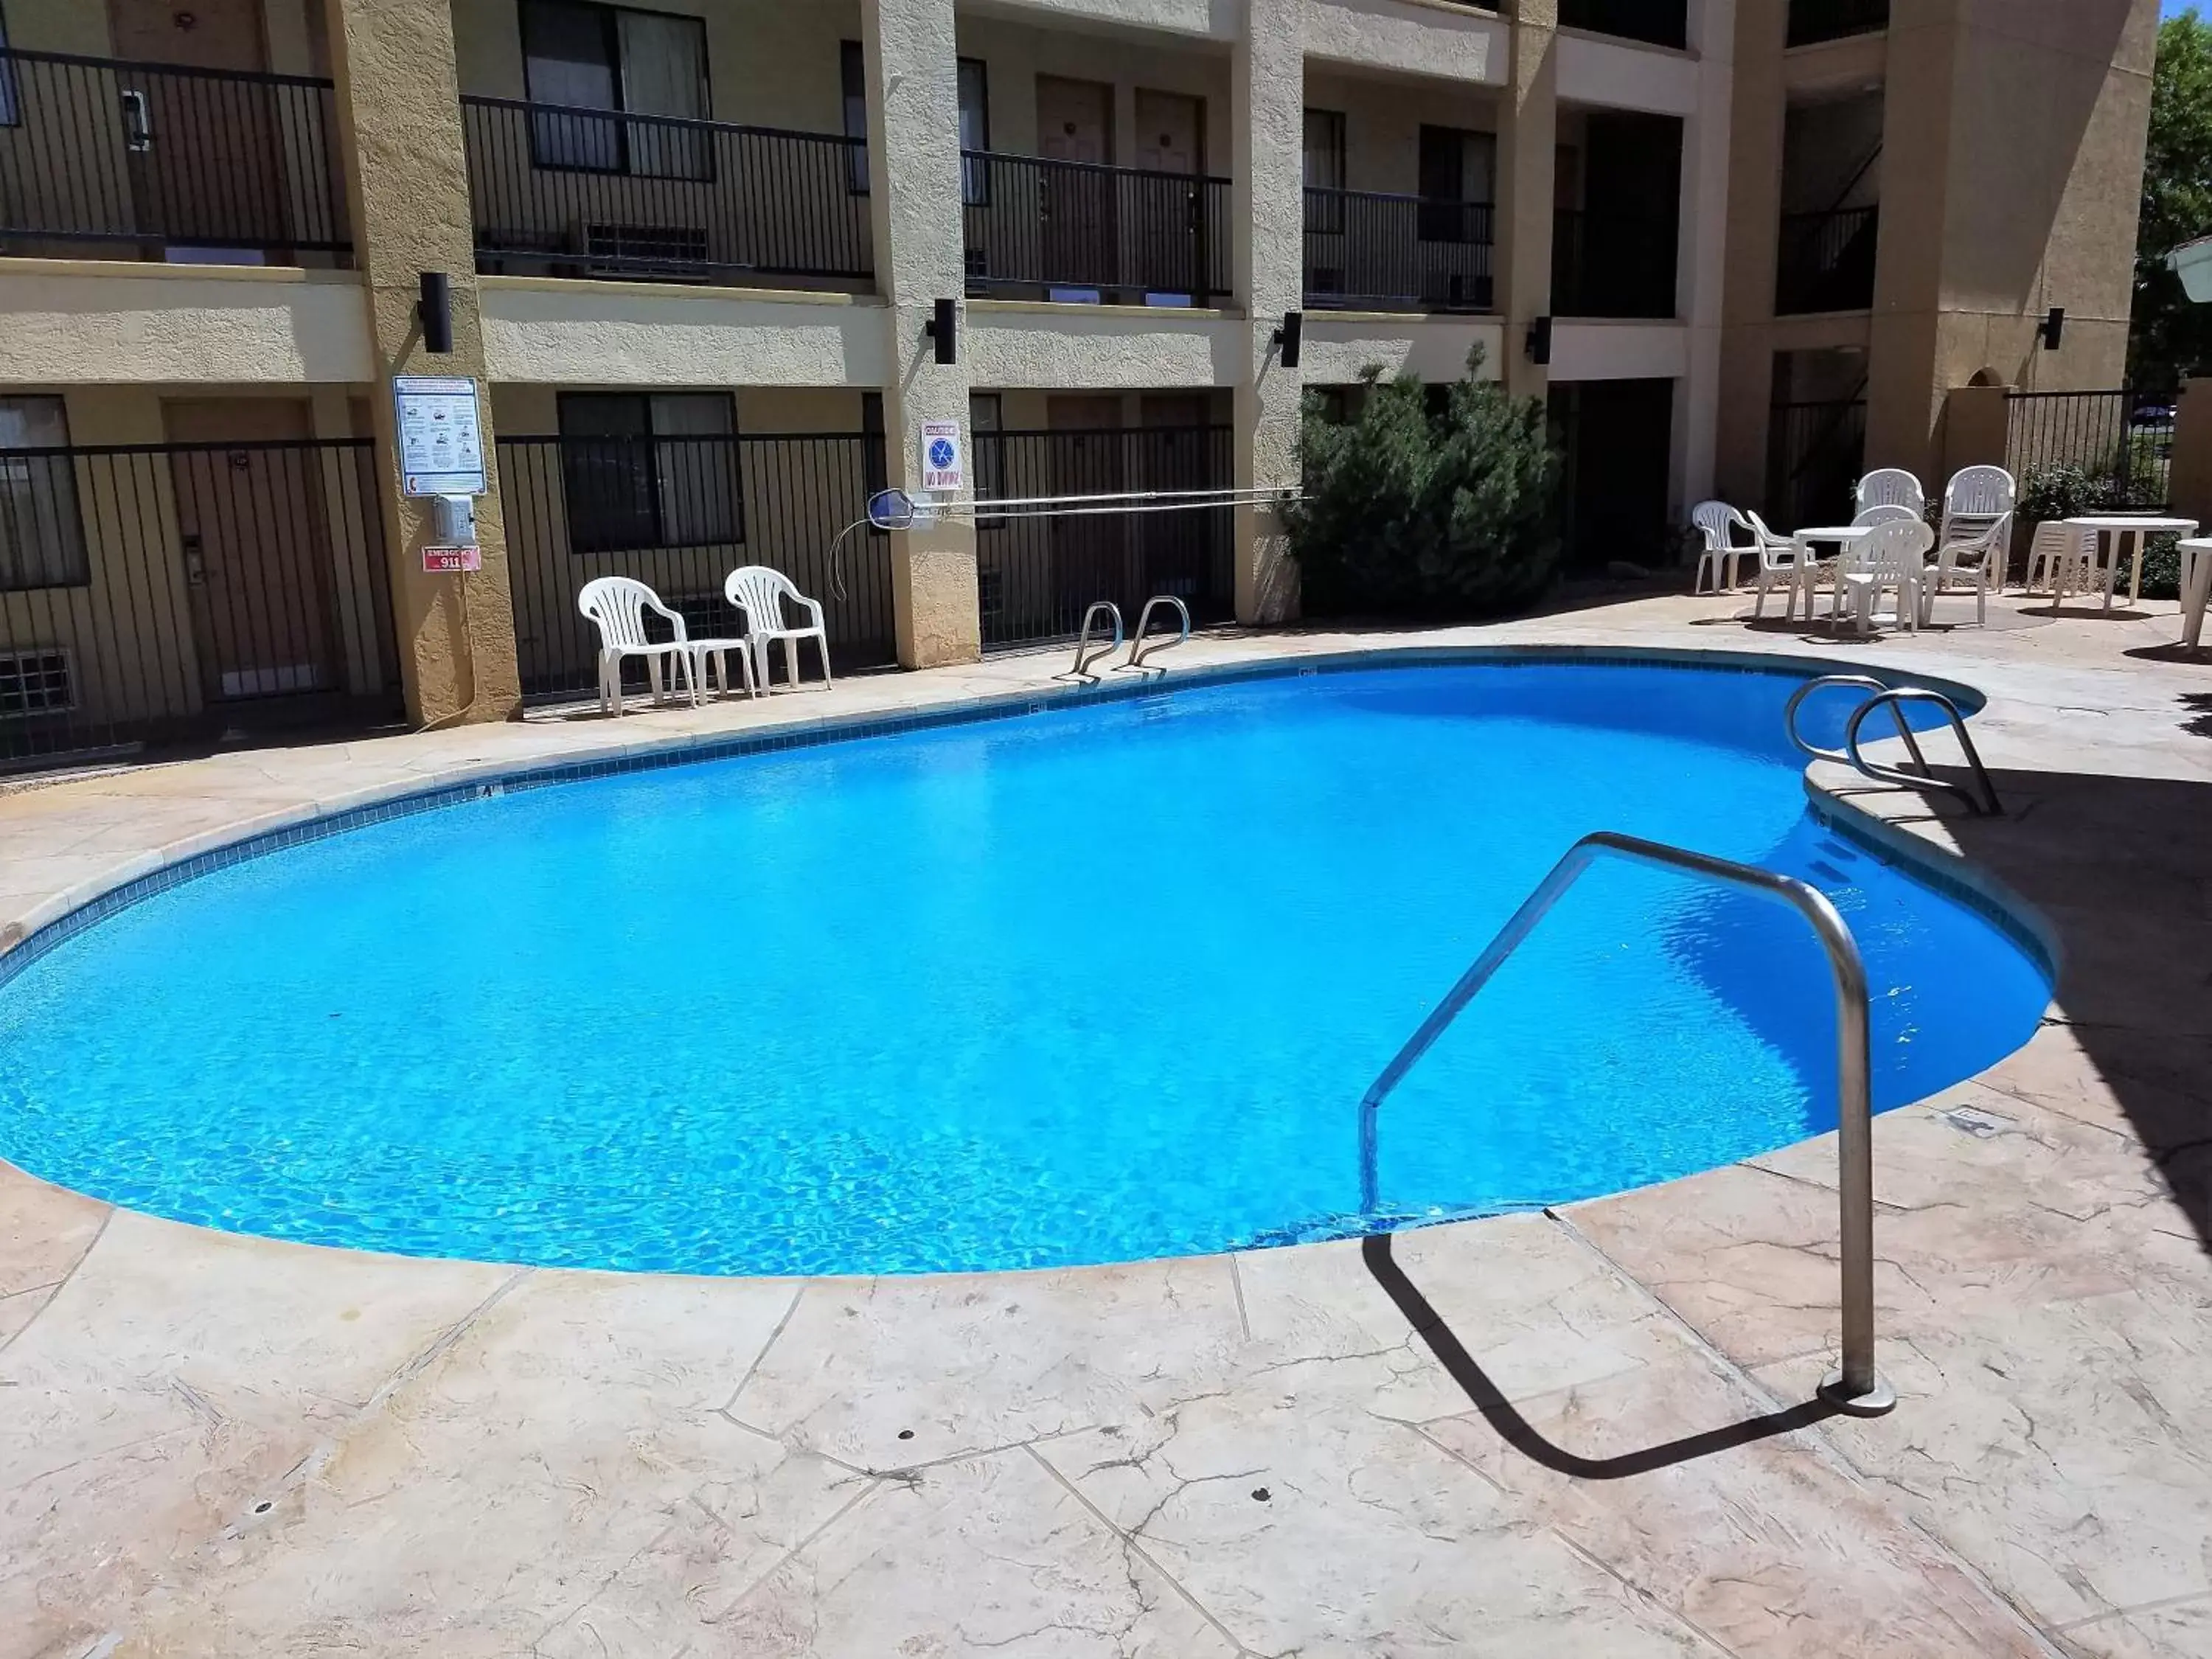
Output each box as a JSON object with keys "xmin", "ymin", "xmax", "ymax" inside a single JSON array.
[{"xmin": 1361, "ymin": 1232, "xmax": 1846, "ymax": 1475}]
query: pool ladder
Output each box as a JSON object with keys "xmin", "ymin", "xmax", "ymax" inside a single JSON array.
[
  {"xmin": 1784, "ymin": 675, "xmax": 2001, "ymax": 816},
  {"xmin": 1358, "ymin": 830, "xmax": 1896, "ymax": 1417},
  {"xmin": 1065, "ymin": 595, "xmax": 1193, "ymax": 682}
]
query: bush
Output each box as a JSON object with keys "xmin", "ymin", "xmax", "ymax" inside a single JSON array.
[
  {"xmin": 2017, "ymin": 463, "xmax": 2180, "ymax": 599},
  {"xmin": 1285, "ymin": 349, "xmax": 1561, "ymax": 618}
]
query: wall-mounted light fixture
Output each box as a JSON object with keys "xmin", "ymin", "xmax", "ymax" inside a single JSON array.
[
  {"xmin": 418, "ymin": 271, "xmax": 452, "ymax": 355},
  {"xmin": 1525, "ymin": 315, "xmax": 1553, "ymax": 366},
  {"xmin": 1273, "ymin": 310, "xmax": 1303, "ymax": 369},
  {"xmin": 2038, "ymin": 307, "xmax": 2066, "ymax": 352},
  {"xmin": 923, "ymin": 297, "xmax": 958, "ymax": 366}
]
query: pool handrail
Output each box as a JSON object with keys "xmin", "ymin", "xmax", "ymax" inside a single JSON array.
[
  {"xmin": 1068, "ymin": 602, "xmax": 1124, "ymax": 681},
  {"xmin": 1784, "ymin": 674, "xmax": 1929, "ymax": 774},
  {"xmin": 1355, "ymin": 830, "xmax": 1896, "ymax": 1417},
  {"xmin": 1785, "ymin": 675, "xmax": 2000, "ymax": 817},
  {"xmin": 1124, "ymin": 594, "xmax": 1192, "ymax": 672}
]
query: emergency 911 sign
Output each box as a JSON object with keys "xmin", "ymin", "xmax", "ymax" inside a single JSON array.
[{"xmin": 920, "ymin": 420, "xmax": 964, "ymax": 493}]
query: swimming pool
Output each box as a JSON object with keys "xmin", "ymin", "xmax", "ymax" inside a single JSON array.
[{"xmin": 0, "ymin": 657, "xmax": 2051, "ymax": 1276}]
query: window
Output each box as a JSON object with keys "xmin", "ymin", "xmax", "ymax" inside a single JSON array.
[
  {"xmin": 958, "ymin": 58, "xmax": 989, "ymax": 204},
  {"xmin": 522, "ymin": 0, "xmax": 709, "ymax": 179},
  {"xmin": 557, "ymin": 392, "xmax": 740, "ymax": 553},
  {"xmin": 1417, "ymin": 125, "xmax": 1495, "ymax": 244},
  {"xmin": 0, "ymin": 5, "xmax": 17, "ymax": 130},
  {"xmin": 0, "ymin": 649, "xmax": 72, "ymax": 718},
  {"xmin": 1304, "ymin": 108, "xmax": 1346, "ymax": 240},
  {"xmin": 0, "ymin": 397, "xmax": 88, "ymax": 591},
  {"xmin": 841, "ymin": 41, "xmax": 869, "ymax": 192}
]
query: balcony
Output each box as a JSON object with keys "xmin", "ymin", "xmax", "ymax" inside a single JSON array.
[
  {"xmin": 1557, "ymin": 0, "xmax": 1688, "ymax": 51},
  {"xmin": 1775, "ymin": 204, "xmax": 1877, "ymax": 314},
  {"xmin": 1302, "ymin": 188, "xmax": 1494, "ymax": 313},
  {"xmin": 459, "ymin": 96, "xmax": 873, "ymax": 288},
  {"xmin": 0, "ymin": 47, "xmax": 349, "ymax": 262},
  {"xmin": 961, "ymin": 151, "xmax": 1231, "ymax": 307},
  {"xmin": 1787, "ymin": 0, "xmax": 1891, "ymax": 49},
  {"xmin": 1552, "ymin": 209, "xmax": 1677, "ymax": 319}
]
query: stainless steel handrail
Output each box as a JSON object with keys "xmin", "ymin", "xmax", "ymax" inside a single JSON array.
[
  {"xmin": 1124, "ymin": 594, "xmax": 1191, "ymax": 672},
  {"xmin": 1784, "ymin": 674, "xmax": 1929, "ymax": 774},
  {"xmin": 1846, "ymin": 688, "xmax": 2000, "ymax": 815},
  {"xmin": 1356, "ymin": 830, "xmax": 1896, "ymax": 1416},
  {"xmin": 1067, "ymin": 601, "xmax": 1123, "ymax": 680}
]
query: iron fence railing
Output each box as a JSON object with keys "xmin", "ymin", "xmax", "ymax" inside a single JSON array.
[
  {"xmin": 961, "ymin": 150, "xmax": 1231, "ymax": 305},
  {"xmin": 496, "ymin": 431, "xmax": 896, "ymax": 700},
  {"xmin": 1775, "ymin": 204, "xmax": 1878, "ymax": 315},
  {"xmin": 0, "ymin": 437, "xmax": 397, "ymax": 768},
  {"xmin": 974, "ymin": 425, "xmax": 1235, "ymax": 651},
  {"xmin": 1559, "ymin": 0, "xmax": 1688, "ymax": 49},
  {"xmin": 460, "ymin": 95, "xmax": 873, "ymax": 285},
  {"xmin": 0, "ymin": 46, "xmax": 349, "ymax": 259},
  {"xmin": 1553, "ymin": 207, "xmax": 1678, "ymax": 319},
  {"xmin": 1787, "ymin": 0, "xmax": 1891, "ymax": 47},
  {"xmin": 1767, "ymin": 397, "xmax": 1867, "ymax": 529},
  {"xmin": 2006, "ymin": 388, "xmax": 2174, "ymax": 509},
  {"xmin": 1303, "ymin": 188, "xmax": 1494, "ymax": 311}
]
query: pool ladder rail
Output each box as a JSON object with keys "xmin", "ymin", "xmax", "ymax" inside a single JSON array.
[
  {"xmin": 1358, "ymin": 830, "xmax": 1897, "ymax": 1418},
  {"xmin": 1063, "ymin": 594, "xmax": 1193, "ymax": 682},
  {"xmin": 1784, "ymin": 675, "xmax": 2001, "ymax": 816}
]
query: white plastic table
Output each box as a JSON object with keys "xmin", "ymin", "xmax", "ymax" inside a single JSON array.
[
  {"xmin": 1789, "ymin": 525, "xmax": 1876, "ymax": 622},
  {"xmin": 2179, "ymin": 537, "xmax": 2212, "ymax": 648},
  {"xmin": 2062, "ymin": 515, "xmax": 2200, "ymax": 610}
]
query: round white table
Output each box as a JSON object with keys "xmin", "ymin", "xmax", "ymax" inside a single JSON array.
[{"xmin": 2061, "ymin": 515, "xmax": 2200, "ymax": 611}]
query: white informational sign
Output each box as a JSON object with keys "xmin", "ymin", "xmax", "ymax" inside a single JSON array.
[
  {"xmin": 919, "ymin": 420, "xmax": 964, "ymax": 493},
  {"xmin": 394, "ymin": 375, "xmax": 487, "ymax": 498}
]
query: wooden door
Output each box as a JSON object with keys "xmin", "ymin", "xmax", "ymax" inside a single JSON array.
[
  {"xmin": 164, "ymin": 398, "xmax": 338, "ymax": 703},
  {"xmin": 1035, "ymin": 76, "xmax": 1113, "ymax": 289},
  {"xmin": 108, "ymin": 0, "xmax": 287, "ymax": 256},
  {"xmin": 1133, "ymin": 90, "xmax": 1203, "ymax": 296},
  {"xmin": 1138, "ymin": 395, "xmax": 1209, "ymax": 602},
  {"xmin": 1047, "ymin": 396, "xmax": 1130, "ymax": 620}
]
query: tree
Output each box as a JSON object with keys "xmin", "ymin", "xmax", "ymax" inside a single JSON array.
[
  {"xmin": 2132, "ymin": 9, "xmax": 2212, "ymax": 389},
  {"xmin": 1284, "ymin": 349, "xmax": 1561, "ymax": 618}
]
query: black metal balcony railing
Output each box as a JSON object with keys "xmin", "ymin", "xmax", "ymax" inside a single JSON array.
[
  {"xmin": 961, "ymin": 150, "xmax": 1231, "ymax": 305},
  {"xmin": 1787, "ymin": 0, "xmax": 1891, "ymax": 48},
  {"xmin": 0, "ymin": 47, "xmax": 349, "ymax": 259},
  {"xmin": 1552, "ymin": 207, "xmax": 1678, "ymax": 319},
  {"xmin": 460, "ymin": 95, "xmax": 873, "ymax": 285},
  {"xmin": 1775, "ymin": 204, "xmax": 1878, "ymax": 314},
  {"xmin": 1558, "ymin": 0, "xmax": 1688, "ymax": 49},
  {"xmin": 1303, "ymin": 188, "xmax": 1494, "ymax": 312}
]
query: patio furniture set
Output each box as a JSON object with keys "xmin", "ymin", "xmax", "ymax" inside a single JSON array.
[{"xmin": 575, "ymin": 569, "xmax": 833, "ymax": 717}]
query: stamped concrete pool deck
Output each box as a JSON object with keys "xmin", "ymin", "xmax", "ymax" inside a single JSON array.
[{"xmin": 3, "ymin": 591, "xmax": 2211, "ymax": 1658}]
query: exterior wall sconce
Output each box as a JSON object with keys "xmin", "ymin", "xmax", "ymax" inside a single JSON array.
[
  {"xmin": 418, "ymin": 271, "xmax": 452, "ymax": 355},
  {"xmin": 1273, "ymin": 310, "xmax": 1303, "ymax": 369},
  {"xmin": 1525, "ymin": 315, "xmax": 1553, "ymax": 366},
  {"xmin": 2038, "ymin": 307, "xmax": 2066, "ymax": 351},
  {"xmin": 923, "ymin": 297, "xmax": 958, "ymax": 366}
]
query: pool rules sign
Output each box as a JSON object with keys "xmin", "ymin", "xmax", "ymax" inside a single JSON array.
[{"xmin": 920, "ymin": 420, "xmax": 964, "ymax": 493}]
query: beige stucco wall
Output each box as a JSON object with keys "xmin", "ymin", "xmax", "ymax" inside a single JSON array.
[
  {"xmin": 477, "ymin": 278, "xmax": 891, "ymax": 386},
  {"xmin": 1303, "ymin": 68, "xmax": 1502, "ymax": 198},
  {"xmin": 1301, "ymin": 314, "xmax": 1506, "ymax": 384},
  {"xmin": 1554, "ymin": 28, "xmax": 1698, "ymax": 117},
  {"xmin": 965, "ymin": 302, "xmax": 1242, "ymax": 388},
  {"xmin": 1301, "ymin": 0, "xmax": 1505, "ymax": 83},
  {"xmin": 975, "ymin": 0, "xmax": 1237, "ymax": 45},
  {"xmin": 0, "ymin": 265, "xmax": 374, "ymax": 384}
]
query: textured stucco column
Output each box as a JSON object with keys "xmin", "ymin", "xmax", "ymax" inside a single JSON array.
[
  {"xmin": 1231, "ymin": 0, "xmax": 1304, "ymax": 625},
  {"xmin": 1498, "ymin": 0, "xmax": 1557, "ymax": 404},
  {"xmin": 862, "ymin": 0, "xmax": 981, "ymax": 669},
  {"xmin": 1670, "ymin": 0, "xmax": 1734, "ymax": 518},
  {"xmin": 1937, "ymin": 383, "xmax": 2013, "ymax": 483},
  {"xmin": 324, "ymin": 0, "xmax": 521, "ymax": 727}
]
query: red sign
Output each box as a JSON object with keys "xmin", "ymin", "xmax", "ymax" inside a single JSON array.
[{"xmin": 423, "ymin": 544, "xmax": 481, "ymax": 574}]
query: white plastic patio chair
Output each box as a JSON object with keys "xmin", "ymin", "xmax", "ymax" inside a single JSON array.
[
  {"xmin": 1690, "ymin": 501, "xmax": 1772, "ymax": 595},
  {"xmin": 2023, "ymin": 519, "xmax": 2096, "ymax": 596},
  {"xmin": 1938, "ymin": 465, "xmax": 2017, "ymax": 546},
  {"xmin": 723, "ymin": 566, "xmax": 834, "ymax": 692},
  {"xmin": 577, "ymin": 576, "xmax": 701, "ymax": 717},
  {"xmin": 1854, "ymin": 468, "xmax": 1927, "ymax": 518},
  {"xmin": 1851, "ymin": 503, "xmax": 1922, "ymax": 528},
  {"xmin": 1835, "ymin": 518, "xmax": 1935, "ymax": 636},
  {"xmin": 1927, "ymin": 512, "xmax": 2014, "ymax": 625},
  {"xmin": 1740, "ymin": 511, "xmax": 1818, "ymax": 619}
]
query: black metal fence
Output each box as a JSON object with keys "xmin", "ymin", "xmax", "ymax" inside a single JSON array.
[
  {"xmin": 1767, "ymin": 397, "xmax": 1867, "ymax": 529},
  {"xmin": 1553, "ymin": 208, "xmax": 1678, "ymax": 319},
  {"xmin": 974, "ymin": 426, "xmax": 1235, "ymax": 651},
  {"xmin": 961, "ymin": 151, "xmax": 1231, "ymax": 305},
  {"xmin": 1787, "ymin": 0, "xmax": 1891, "ymax": 47},
  {"xmin": 1303, "ymin": 189, "xmax": 1493, "ymax": 311},
  {"xmin": 0, "ymin": 438, "xmax": 398, "ymax": 768},
  {"xmin": 1558, "ymin": 0, "xmax": 1688, "ymax": 49},
  {"xmin": 0, "ymin": 48, "xmax": 349, "ymax": 260},
  {"xmin": 461, "ymin": 96, "xmax": 873, "ymax": 285},
  {"xmin": 1775, "ymin": 205, "xmax": 1878, "ymax": 315},
  {"xmin": 2006, "ymin": 388, "xmax": 2175, "ymax": 508},
  {"xmin": 497, "ymin": 431, "xmax": 895, "ymax": 701}
]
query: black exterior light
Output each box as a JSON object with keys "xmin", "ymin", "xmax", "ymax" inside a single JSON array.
[
  {"xmin": 418, "ymin": 271, "xmax": 453, "ymax": 355},
  {"xmin": 1526, "ymin": 314, "xmax": 1553, "ymax": 366},
  {"xmin": 1273, "ymin": 310, "xmax": 1303, "ymax": 369},
  {"xmin": 924, "ymin": 297, "xmax": 958, "ymax": 365},
  {"xmin": 2038, "ymin": 306, "xmax": 2067, "ymax": 351}
]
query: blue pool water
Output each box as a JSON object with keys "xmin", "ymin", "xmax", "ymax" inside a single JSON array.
[{"xmin": 0, "ymin": 661, "xmax": 2051, "ymax": 1276}]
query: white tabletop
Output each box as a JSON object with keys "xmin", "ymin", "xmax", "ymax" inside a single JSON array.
[
  {"xmin": 2064, "ymin": 515, "xmax": 2199, "ymax": 534},
  {"xmin": 1792, "ymin": 525, "xmax": 1876, "ymax": 540}
]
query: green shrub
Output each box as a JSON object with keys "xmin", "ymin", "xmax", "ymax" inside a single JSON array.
[{"xmin": 1286, "ymin": 349, "xmax": 1561, "ymax": 618}]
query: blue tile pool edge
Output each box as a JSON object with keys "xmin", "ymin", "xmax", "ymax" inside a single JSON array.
[{"xmin": 0, "ymin": 642, "xmax": 2038, "ymax": 991}]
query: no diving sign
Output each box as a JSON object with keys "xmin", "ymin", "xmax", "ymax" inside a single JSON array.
[{"xmin": 920, "ymin": 420, "xmax": 964, "ymax": 493}]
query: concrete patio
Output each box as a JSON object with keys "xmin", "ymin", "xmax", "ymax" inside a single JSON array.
[{"xmin": 3, "ymin": 588, "xmax": 2210, "ymax": 1658}]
